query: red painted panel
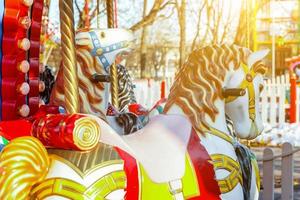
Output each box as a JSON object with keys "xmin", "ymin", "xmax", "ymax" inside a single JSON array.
[
  {"xmin": 28, "ymin": 0, "xmax": 44, "ymax": 116},
  {"xmin": 1, "ymin": 0, "xmax": 31, "ymax": 120}
]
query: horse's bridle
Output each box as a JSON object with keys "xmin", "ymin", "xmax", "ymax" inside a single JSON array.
[
  {"xmin": 224, "ymin": 63, "xmax": 257, "ymax": 122},
  {"xmin": 89, "ymin": 31, "xmax": 129, "ymax": 73}
]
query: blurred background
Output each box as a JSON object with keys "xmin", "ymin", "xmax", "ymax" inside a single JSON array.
[{"xmin": 43, "ymin": 0, "xmax": 300, "ymax": 80}]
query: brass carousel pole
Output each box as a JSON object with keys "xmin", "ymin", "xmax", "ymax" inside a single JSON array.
[
  {"xmin": 59, "ymin": 0, "xmax": 79, "ymax": 113},
  {"xmin": 106, "ymin": 0, "xmax": 119, "ymax": 109}
]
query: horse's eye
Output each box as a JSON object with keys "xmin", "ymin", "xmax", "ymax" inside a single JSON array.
[{"xmin": 259, "ymin": 84, "xmax": 264, "ymax": 93}]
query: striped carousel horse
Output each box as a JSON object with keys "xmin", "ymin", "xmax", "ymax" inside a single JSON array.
[
  {"xmin": 105, "ymin": 64, "xmax": 146, "ymax": 135},
  {"xmin": 116, "ymin": 64, "xmax": 137, "ymax": 112},
  {"xmin": 0, "ymin": 42, "xmax": 267, "ymax": 199}
]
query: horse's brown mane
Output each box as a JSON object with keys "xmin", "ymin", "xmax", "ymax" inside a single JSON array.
[
  {"xmin": 164, "ymin": 44, "xmax": 266, "ymax": 135},
  {"xmin": 50, "ymin": 46, "xmax": 106, "ymax": 119}
]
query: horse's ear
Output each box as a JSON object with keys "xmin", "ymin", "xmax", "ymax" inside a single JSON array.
[
  {"xmin": 75, "ymin": 32, "xmax": 93, "ymax": 49},
  {"xmin": 247, "ymin": 49, "xmax": 270, "ymax": 68}
]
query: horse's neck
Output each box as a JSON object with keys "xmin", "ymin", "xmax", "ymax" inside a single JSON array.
[
  {"xmin": 166, "ymin": 99, "xmax": 230, "ymax": 136},
  {"xmin": 50, "ymin": 65, "xmax": 109, "ymax": 118}
]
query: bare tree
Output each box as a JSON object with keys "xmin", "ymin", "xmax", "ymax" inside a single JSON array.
[
  {"xmin": 220, "ymin": 2, "xmax": 233, "ymax": 43},
  {"xmin": 140, "ymin": 0, "xmax": 149, "ymax": 78},
  {"xmin": 234, "ymin": 0, "xmax": 248, "ymax": 46},
  {"xmin": 130, "ymin": 0, "xmax": 175, "ymax": 32},
  {"xmin": 190, "ymin": 0, "xmax": 234, "ymax": 51},
  {"xmin": 235, "ymin": 0, "xmax": 269, "ymax": 49},
  {"xmin": 175, "ymin": 0, "xmax": 186, "ymax": 67},
  {"xmin": 131, "ymin": 0, "xmax": 176, "ymax": 77},
  {"xmin": 191, "ymin": 1, "xmax": 207, "ymax": 50},
  {"xmin": 75, "ymin": 0, "xmax": 105, "ymax": 29}
]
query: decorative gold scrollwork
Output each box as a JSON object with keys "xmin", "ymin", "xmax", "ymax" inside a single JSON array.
[
  {"xmin": 30, "ymin": 171, "xmax": 126, "ymax": 199},
  {"xmin": 211, "ymin": 154, "xmax": 243, "ymax": 194}
]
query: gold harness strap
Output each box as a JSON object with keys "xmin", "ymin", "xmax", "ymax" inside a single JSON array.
[
  {"xmin": 222, "ymin": 63, "xmax": 261, "ymax": 190},
  {"xmin": 207, "ymin": 126, "xmax": 234, "ymax": 145},
  {"xmin": 225, "ymin": 63, "xmax": 257, "ymax": 121},
  {"xmin": 202, "ymin": 126, "xmax": 260, "ymax": 193},
  {"xmin": 201, "ymin": 126, "xmax": 241, "ymax": 193},
  {"xmin": 210, "ymin": 154, "xmax": 243, "ymax": 193}
]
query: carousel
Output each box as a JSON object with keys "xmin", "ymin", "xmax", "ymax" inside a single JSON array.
[{"xmin": 0, "ymin": 0, "xmax": 269, "ymax": 200}]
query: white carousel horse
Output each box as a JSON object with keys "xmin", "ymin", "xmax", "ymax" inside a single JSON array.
[
  {"xmin": 0, "ymin": 39, "xmax": 267, "ymax": 199},
  {"xmin": 49, "ymin": 27, "xmax": 157, "ymax": 135},
  {"xmin": 42, "ymin": 61, "xmax": 143, "ymax": 135},
  {"xmin": 163, "ymin": 45, "xmax": 268, "ymax": 200},
  {"xmin": 51, "ymin": 28, "xmax": 134, "ymax": 118}
]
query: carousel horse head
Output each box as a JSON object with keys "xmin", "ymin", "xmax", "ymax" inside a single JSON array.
[
  {"xmin": 164, "ymin": 44, "xmax": 268, "ymax": 140},
  {"xmin": 75, "ymin": 28, "xmax": 134, "ymax": 74},
  {"xmin": 224, "ymin": 49, "xmax": 269, "ymax": 139},
  {"xmin": 50, "ymin": 28, "xmax": 134, "ymax": 119}
]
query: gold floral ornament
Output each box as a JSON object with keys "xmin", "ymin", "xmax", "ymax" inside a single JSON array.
[{"xmin": 0, "ymin": 136, "xmax": 50, "ymax": 199}]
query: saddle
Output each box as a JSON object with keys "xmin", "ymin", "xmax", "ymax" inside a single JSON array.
[{"xmin": 92, "ymin": 114, "xmax": 192, "ymax": 183}]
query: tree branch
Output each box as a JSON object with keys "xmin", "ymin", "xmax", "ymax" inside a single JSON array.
[
  {"xmin": 75, "ymin": 0, "xmax": 84, "ymax": 29},
  {"xmin": 191, "ymin": 0, "xmax": 207, "ymax": 50},
  {"xmin": 130, "ymin": 0, "xmax": 175, "ymax": 31},
  {"xmin": 220, "ymin": 0, "xmax": 233, "ymax": 43}
]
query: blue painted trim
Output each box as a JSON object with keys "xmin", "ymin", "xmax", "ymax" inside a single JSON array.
[
  {"xmin": 0, "ymin": 144, "xmax": 5, "ymax": 152},
  {"xmin": 0, "ymin": 1, "xmax": 4, "ymax": 121},
  {"xmin": 89, "ymin": 31, "xmax": 127, "ymax": 73}
]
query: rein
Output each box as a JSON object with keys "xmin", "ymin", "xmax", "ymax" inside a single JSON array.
[{"xmin": 204, "ymin": 126, "xmax": 235, "ymax": 145}]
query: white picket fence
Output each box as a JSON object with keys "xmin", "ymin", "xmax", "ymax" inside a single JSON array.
[
  {"xmin": 134, "ymin": 75, "xmax": 300, "ymax": 125},
  {"xmin": 260, "ymin": 74, "xmax": 300, "ymax": 126},
  {"xmin": 260, "ymin": 74, "xmax": 290, "ymax": 126}
]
